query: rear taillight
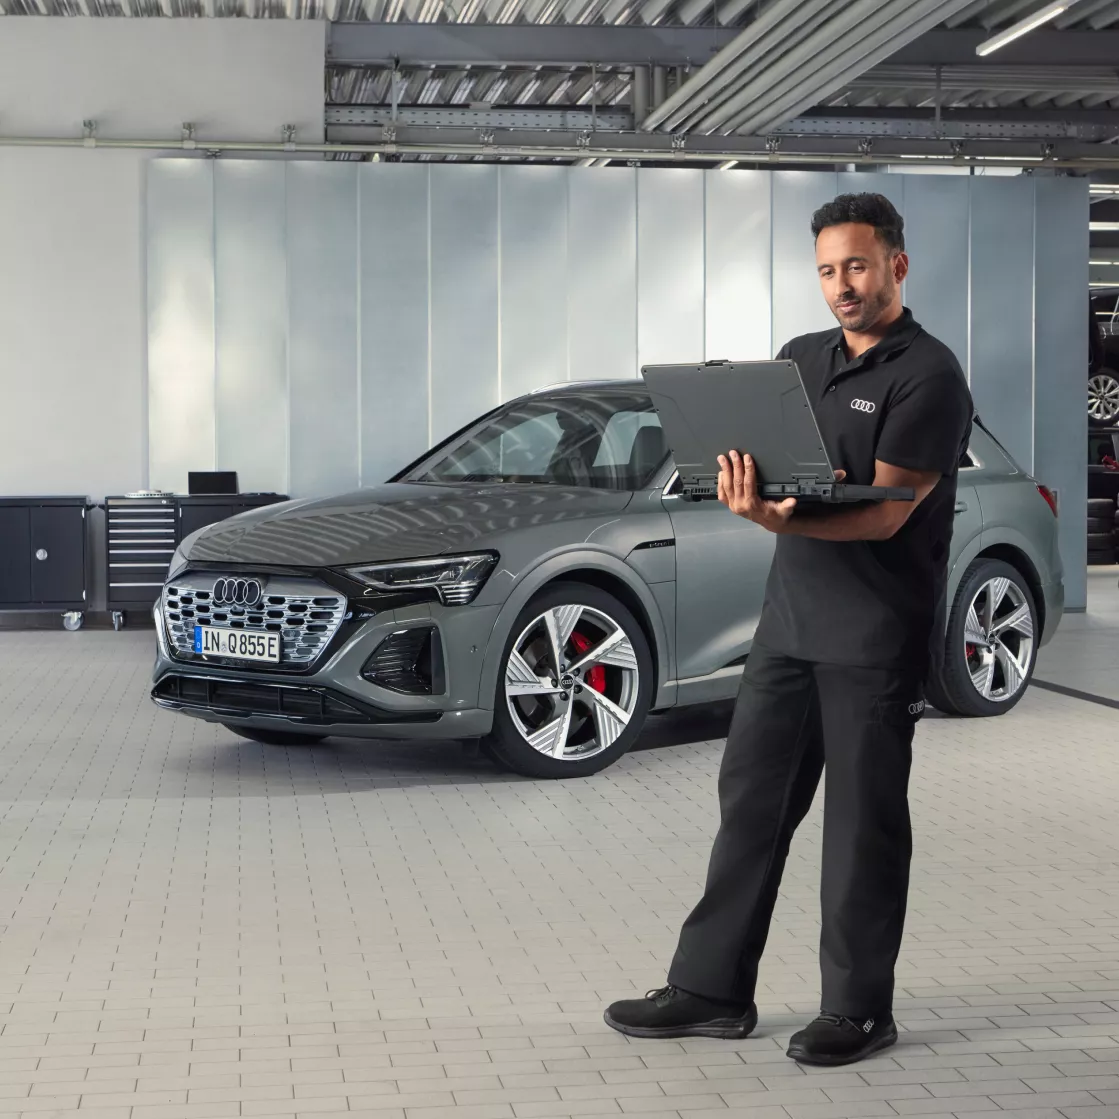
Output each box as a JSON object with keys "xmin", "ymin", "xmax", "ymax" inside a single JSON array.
[{"xmin": 1037, "ymin": 484, "xmax": 1058, "ymax": 517}]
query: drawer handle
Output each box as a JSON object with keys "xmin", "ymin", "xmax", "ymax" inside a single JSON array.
[{"xmin": 35, "ymin": 548, "xmax": 48, "ymax": 561}]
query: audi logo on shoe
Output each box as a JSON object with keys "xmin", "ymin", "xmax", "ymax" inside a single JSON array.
[
  {"xmin": 212, "ymin": 577, "xmax": 264, "ymax": 608},
  {"xmin": 850, "ymin": 399, "xmax": 876, "ymax": 413}
]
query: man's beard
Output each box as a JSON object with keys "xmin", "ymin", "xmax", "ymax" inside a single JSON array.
[{"xmin": 832, "ymin": 282, "xmax": 894, "ymax": 332}]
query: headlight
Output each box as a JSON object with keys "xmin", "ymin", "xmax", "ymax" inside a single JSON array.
[{"xmin": 344, "ymin": 552, "xmax": 498, "ymax": 606}]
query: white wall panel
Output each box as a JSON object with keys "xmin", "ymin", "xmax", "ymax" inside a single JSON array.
[
  {"xmin": 1035, "ymin": 176, "xmax": 1089, "ymax": 610},
  {"xmin": 637, "ymin": 169, "xmax": 705, "ymax": 369},
  {"xmin": 287, "ymin": 162, "xmax": 359, "ymax": 499},
  {"xmin": 499, "ymin": 166, "xmax": 568, "ymax": 402},
  {"xmin": 903, "ymin": 175, "xmax": 969, "ymax": 369},
  {"xmin": 430, "ymin": 166, "xmax": 500, "ymax": 445},
  {"xmin": 771, "ymin": 170, "xmax": 838, "ymax": 351},
  {"xmin": 214, "ymin": 161, "xmax": 289, "ymax": 495},
  {"xmin": 568, "ymin": 168, "xmax": 637, "ymax": 380},
  {"xmin": 147, "ymin": 159, "xmax": 215, "ymax": 496},
  {"xmin": 359, "ymin": 164, "xmax": 430, "ymax": 486},
  {"xmin": 969, "ymin": 176, "xmax": 1035, "ymax": 470},
  {"xmin": 705, "ymin": 170, "xmax": 772, "ymax": 361}
]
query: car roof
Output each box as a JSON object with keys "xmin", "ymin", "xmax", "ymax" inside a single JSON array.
[{"xmin": 524, "ymin": 378, "xmax": 643, "ymax": 396}]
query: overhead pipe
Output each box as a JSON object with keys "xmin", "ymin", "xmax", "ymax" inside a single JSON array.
[
  {"xmin": 656, "ymin": 0, "xmax": 837, "ymax": 135},
  {"xmin": 651, "ymin": 64, "xmax": 667, "ymax": 109},
  {"xmin": 638, "ymin": 0, "xmax": 817, "ymax": 132},
  {"xmin": 722, "ymin": 0, "xmax": 980, "ymax": 136},
  {"xmin": 0, "ymin": 131, "xmax": 1113, "ymax": 168},
  {"xmin": 631, "ymin": 65, "xmax": 650, "ymax": 122},
  {"xmin": 686, "ymin": 0, "xmax": 923, "ymax": 135}
]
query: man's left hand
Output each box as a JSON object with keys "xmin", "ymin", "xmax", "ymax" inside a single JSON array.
[{"xmin": 717, "ymin": 451, "xmax": 797, "ymax": 532}]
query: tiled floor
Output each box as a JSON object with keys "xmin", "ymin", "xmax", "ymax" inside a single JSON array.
[{"xmin": 2, "ymin": 571, "xmax": 1119, "ymax": 1119}]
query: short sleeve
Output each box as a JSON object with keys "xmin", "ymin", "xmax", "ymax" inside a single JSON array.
[
  {"xmin": 775, "ymin": 341, "xmax": 792, "ymax": 361},
  {"xmin": 876, "ymin": 369, "xmax": 973, "ymax": 476}
]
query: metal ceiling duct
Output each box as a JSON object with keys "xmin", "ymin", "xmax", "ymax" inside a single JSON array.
[
  {"xmin": 638, "ymin": 0, "xmax": 823, "ymax": 132},
  {"xmin": 710, "ymin": 0, "xmax": 981, "ymax": 136},
  {"xmin": 661, "ymin": 0, "xmax": 839, "ymax": 135}
]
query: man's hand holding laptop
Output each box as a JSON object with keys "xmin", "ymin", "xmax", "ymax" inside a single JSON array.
[{"xmin": 716, "ymin": 450, "xmax": 846, "ymax": 532}]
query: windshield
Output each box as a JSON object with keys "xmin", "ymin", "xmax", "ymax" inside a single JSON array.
[{"xmin": 406, "ymin": 389, "xmax": 669, "ymax": 490}]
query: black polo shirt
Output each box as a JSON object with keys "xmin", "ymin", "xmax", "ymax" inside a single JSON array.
[{"xmin": 752, "ymin": 308, "xmax": 974, "ymax": 670}]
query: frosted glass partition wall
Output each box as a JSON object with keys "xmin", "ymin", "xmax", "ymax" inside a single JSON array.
[{"xmin": 147, "ymin": 163, "xmax": 1088, "ymax": 608}]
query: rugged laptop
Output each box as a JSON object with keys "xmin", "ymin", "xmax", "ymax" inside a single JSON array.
[{"xmin": 641, "ymin": 359, "xmax": 914, "ymax": 503}]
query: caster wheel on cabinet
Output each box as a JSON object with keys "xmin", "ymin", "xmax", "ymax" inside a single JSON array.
[
  {"xmin": 111, "ymin": 611, "xmax": 125, "ymax": 631},
  {"xmin": 62, "ymin": 612, "xmax": 84, "ymax": 632}
]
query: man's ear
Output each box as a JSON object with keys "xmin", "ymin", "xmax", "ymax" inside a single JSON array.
[{"xmin": 893, "ymin": 251, "xmax": 910, "ymax": 284}]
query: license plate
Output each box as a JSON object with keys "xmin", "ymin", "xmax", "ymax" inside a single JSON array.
[{"xmin": 194, "ymin": 625, "xmax": 280, "ymax": 664}]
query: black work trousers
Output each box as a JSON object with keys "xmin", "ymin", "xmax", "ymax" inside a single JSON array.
[{"xmin": 667, "ymin": 641, "xmax": 923, "ymax": 1017}]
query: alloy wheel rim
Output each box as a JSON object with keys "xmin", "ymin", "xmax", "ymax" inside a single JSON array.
[
  {"xmin": 1088, "ymin": 374, "xmax": 1119, "ymax": 423},
  {"xmin": 963, "ymin": 577, "xmax": 1034, "ymax": 703},
  {"xmin": 504, "ymin": 603, "xmax": 639, "ymax": 761}
]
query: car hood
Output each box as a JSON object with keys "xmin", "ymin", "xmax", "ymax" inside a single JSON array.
[{"xmin": 185, "ymin": 482, "xmax": 635, "ymax": 567}]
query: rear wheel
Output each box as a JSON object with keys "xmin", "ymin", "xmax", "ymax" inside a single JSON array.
[
  {"xmin": 483, "ymin": 582, "xmax": 654, "ymax": 779},
  {"xmin": 222, "ymin": 724, "xmax": 328, "ymax": 747},
  {"xmin": 933, "ymin": 558, "xmax": 1038, "ymax": 717}
]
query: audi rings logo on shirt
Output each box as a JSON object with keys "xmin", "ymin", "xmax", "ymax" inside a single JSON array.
[
  {"xmin": 908, "ymin": 699, "xmax": 926, "ymax": 716},
  {"xmin": 212, "ymin": 577, "xmax": 264, "ymax": 608},
  {"xmin": 850, "ymin": 398, "xmax": 877, "ymax": 413}
]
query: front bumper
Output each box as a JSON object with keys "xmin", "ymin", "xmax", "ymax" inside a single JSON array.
[{"xmin": 150, "ymin": 593, "xmax": 501, "ymax": 741}]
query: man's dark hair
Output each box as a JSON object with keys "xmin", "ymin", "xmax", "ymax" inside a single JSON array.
[{"xmin": 811, "ymin": 192, "xmax": 905, "ymax": 254}]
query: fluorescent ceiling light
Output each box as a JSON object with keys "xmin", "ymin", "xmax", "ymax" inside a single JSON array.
[
  {"xmin": 1092, "ymin": 260, "xmax": 1119, "ymax": 266},
  {"xmin": 1091, "ymin": 222, "xmax": 1119, "ymax": 231},
  {"xmin": 976, "ymin": 1, "xmax": 1071, "ymax": 57},
  {"xmin": 718, "ymin": 160, "xmax": 740, "ymax": 170},
  {"xmin": 1090, "ymin": 184, "xmax": 1119, "ymax": 194}
]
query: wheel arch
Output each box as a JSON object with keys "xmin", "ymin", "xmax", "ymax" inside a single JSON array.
[{"xmin": 474, "ymin": 552, "xmax": 670, "ymax": 712}]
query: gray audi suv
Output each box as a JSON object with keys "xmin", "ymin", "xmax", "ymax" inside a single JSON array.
[{"xmin": 151, "ymin": 380, "xmax": 1064, "ymax": 778}]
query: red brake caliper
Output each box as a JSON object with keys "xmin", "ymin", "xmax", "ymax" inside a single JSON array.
[{"xmin": 569, "ymin": 631, "xmax": 606, "ymax": 693}]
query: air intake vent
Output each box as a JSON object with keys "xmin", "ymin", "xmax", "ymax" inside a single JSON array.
[{"xmin": 361, "ymin": 626, "xmax": 444, "ymax": 694}]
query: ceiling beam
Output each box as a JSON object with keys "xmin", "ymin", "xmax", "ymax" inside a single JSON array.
[
  {"xmin": 327, "ymin": 21, "xmax": 737, "ymax": 67},
  {"xmin": 887, "ymin": 29, "xmax": 1119, "ymax": 66}
]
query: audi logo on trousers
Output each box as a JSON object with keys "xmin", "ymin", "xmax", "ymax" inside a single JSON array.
[
  {"xmin": 850, "ymin": 399, "xmax": 876, "ymax": 413},
  {"xmin": 212, "ymin": 578, "xmax": 263, "ymax": 608}
]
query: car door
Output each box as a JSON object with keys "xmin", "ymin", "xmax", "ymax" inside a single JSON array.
[{"xmin": 662, "ymin": 471, "xmax": 775, "ymax": 682}]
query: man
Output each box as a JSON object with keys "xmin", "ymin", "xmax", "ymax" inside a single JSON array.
[{"xmin": 604, "ymin": 193, "xmax": 974, "ymax": 1067}]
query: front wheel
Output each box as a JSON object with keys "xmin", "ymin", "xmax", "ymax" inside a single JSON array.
[
  {"xmin": 931, "ymin": 558, "xmax": 1038, "ymax": 717},
  {"xmin": 483, "ymin": 582, "xmax": 654, "ymax": 778},
  {"xmin": 222, "ymin": 724, "xmax": 329, "ymax": 747}
]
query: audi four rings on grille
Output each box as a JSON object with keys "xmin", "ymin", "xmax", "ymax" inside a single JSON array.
[
  {"xmin": 850, "ymin": 399, "xmax": 876, "ymax": 413},
  {"xmin": 212, "ymin": 578, "xmax": 263, "ymax": 607}
]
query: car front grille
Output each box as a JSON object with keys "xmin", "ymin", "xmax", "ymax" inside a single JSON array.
[{"xmin": 162, "ymin": 574, "xmax": 348, "ymax": 669}]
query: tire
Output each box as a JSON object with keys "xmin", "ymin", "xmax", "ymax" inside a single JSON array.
[
  {"xmin": 1087, "ymin": 517, "xmax": 1111, "ymax": 533},
  {"xmin": 1088, "ymin": 532, "xmax": 1114, "ymax": 548},
  {"xmin": 937, "ymin": 558, "xmax": 1038, "ymax": 717},
  {"xmin": 222, "ymin": 724, "xmax": 329, "ymax": 747},
  {"xmin": 482, "ymin": 581, "xmax": 654, "ymax": 779},
  {"xmin": 1088, "ymin": 498, "xmax": 1116, "ymax": 517},
  {"xmin": 1089, "ymin": 369, "xmax": 1119, "ymax": 426},
  {"xmin": 1089, "ymin": 552, "xmax": 1116, "ymax": 566}
]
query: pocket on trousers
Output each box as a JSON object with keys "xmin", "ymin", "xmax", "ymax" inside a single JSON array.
[{"xmin": 874, "ymin": 695, "xmax": 926, "ymax": 727}]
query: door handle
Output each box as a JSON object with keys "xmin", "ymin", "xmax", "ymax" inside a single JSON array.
[{"xmin": 954, "ymin": 501, "xmax": 968, "ymax": 515}]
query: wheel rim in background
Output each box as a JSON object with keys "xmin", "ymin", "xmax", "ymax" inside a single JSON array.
[{"xmin": 1089, "ymin": 373, "xmax": 1119, "ymax": 423}]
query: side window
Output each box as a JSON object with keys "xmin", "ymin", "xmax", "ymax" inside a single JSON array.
[
  {"xmin": 593, "ymin": 411, "xmax": 663, "ymax": 468},
  {"xmin": 959, "ymin": 447, "xmax": 976, "ymax": 469}
]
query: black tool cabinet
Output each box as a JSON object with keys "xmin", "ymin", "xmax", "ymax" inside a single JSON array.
[
  {"xmin": 0, "ymin": 496, "xmax": 91, "ymax": 629},
  {"xmin": 104, "ymin": 494, "xmax": 289, "ymax": 629}
]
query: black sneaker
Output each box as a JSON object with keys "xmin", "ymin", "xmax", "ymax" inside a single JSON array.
[
  {"xmin": 786, "ymin": 1012, "xmax": 897, "ymax": 1066},
  {"xmin": 603, "ymin": 985, "xmax": 758, "ymax": 1040}
]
